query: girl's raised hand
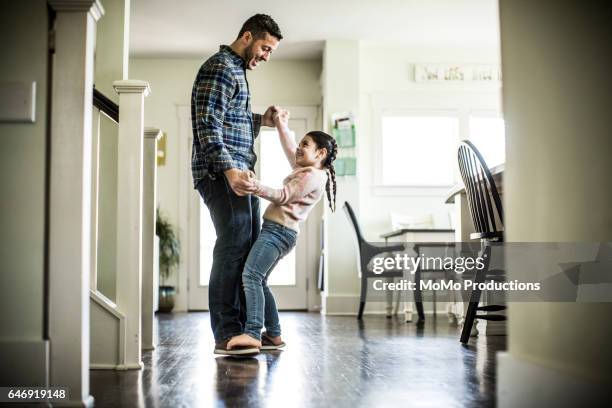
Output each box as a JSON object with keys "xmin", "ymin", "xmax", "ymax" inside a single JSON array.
[{"xmin": 273, "ymin": 108, "xmax": 290, "ymax": 128}]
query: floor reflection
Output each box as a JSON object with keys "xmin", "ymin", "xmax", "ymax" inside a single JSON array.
[
  {"xmin": 90, "ymin": 312, "xmax": 505, "ymax": 407},
  {"xmin": 214, "ymin": 357, "xmax": 261, "ymax": 406}
]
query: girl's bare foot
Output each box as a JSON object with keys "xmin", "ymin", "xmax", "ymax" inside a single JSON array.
[{"xmin": 227, "ymin": 334, "xmax": 261, "ymax": 350}]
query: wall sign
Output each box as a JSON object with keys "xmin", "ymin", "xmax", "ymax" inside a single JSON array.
[{"xmin": 414, "ymin": 64, "xmax": 502, "ymax": 83}]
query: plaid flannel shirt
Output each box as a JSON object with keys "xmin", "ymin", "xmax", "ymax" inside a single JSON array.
[{"xmin": 191, "ymin": 45, "xmax": 262, "ymax": 188}]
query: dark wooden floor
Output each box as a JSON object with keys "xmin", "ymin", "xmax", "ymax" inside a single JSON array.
[{"xmin": 90, "ymin": 312, "xmax": 505, "ymax": 407}]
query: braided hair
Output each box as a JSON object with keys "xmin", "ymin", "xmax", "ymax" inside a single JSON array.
[{"xmin": 306, "ymin": 131, "xmax": 338, "ymax": 212}]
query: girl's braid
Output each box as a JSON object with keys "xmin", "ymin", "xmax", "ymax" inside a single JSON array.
[
  {"xmin": 306, "ymin": 130, "xmax": 338, "ymax": 212},
  {"xmin": 324, "ymin": 138, "xmax": 338, "ymax": 212}
]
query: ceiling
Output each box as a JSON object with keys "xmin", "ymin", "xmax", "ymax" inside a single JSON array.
[{"xmin": 129, "ymin": 0, "xmax": 500, "ymax": 60}]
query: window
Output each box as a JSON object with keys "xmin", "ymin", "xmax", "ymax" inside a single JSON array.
[
  {"xmin": 381, "ymin": 116, "xmax": 459, "ymax": 186},
  {"xmin": 468, "ymin": 116, "xmax": 505, "ymax": 168}
]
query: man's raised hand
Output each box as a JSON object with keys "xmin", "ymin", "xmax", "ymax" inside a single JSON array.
[{"xmin": 262, "ymin": 105, "xmax": 280, "ymax": 127}]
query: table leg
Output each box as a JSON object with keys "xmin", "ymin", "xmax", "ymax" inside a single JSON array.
[{"xmin": 386, "ymin": 277, "xmax": 394, "ymax": 317}]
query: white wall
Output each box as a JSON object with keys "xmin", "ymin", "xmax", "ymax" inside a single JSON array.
[
  {"xmin": 129, "ymin": 57, "xmax": 322, "ymax": 310},
  {"xmin": 93, "ymin": 0, "xmax": 130, "ymax": 301},
  {"xmin": 249, "ymin": 59, "xmax": 322, "ymax": 107},
  {"xmin": 94, "ymin": 0, "xmax": 129, "ymax": 101},
  {"xmin": 96, "ymin": 115, "xmax": 119, "ymax": 300},
  {"xmin": 498, "ymin": 0, "xmax": 612, "ymax": 405},
  {"xmin": 321, "ymin": 40, "xmax": 362, "ymax": 313},
  {"xmin": 320, "ymin": 40, "xmax": 501, "ymax": 314},
  {"xmin": 358, "ymin": 43, "xmax": 501, "ymax": 238},
  {"xmin": 0, "ymin": 0, "xmax": 49, "ymax": 386}
]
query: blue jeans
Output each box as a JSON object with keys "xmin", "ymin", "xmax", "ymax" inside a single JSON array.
[
  {"xmin": 197, "ymin": 175, "xmax": 260, "ymax": 343},
  {"xmin": 242, "ymin": 220, "xmax": 297, "ymax": 340}
]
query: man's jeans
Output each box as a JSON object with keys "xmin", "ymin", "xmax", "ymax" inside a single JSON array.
[
  {"xmin": 242, "ymin": 220, "xmax": 297, "ymax": 341},
  {"xmin": 197, "ymin": 174, "xmax": 260, "ymax": 343}
]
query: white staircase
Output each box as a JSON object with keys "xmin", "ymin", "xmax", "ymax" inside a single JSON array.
[
  {"xmin": 90, "ymin": 290, "xmax": 127, "ymax": 369},
  {"xmin": 89, "ymin": 86, "xmax": 159, "ymax": 370}
]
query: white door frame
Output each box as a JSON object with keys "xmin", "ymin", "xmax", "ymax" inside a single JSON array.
[{"xmin": 177, "ymin": 105, "xmax": 202, "ymax": 310}]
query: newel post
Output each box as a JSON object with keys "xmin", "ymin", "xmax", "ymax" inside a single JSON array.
[{"xmin": 113, "ymin": 80, "xmax": 150, "ymax": 369}]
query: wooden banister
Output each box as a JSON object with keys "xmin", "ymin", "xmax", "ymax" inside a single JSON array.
[{"xmin": 93, "ymin": 87, "xmax": 119, "ymax": 123}]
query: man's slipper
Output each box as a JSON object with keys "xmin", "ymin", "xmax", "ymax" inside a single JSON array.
[
  {"xmin": 214, "ymin": 339, "xmax": 259, "ymax": 356},
  {"xmin": 260, "ymin": 334, "xmax": 286, "ymax": 350}
]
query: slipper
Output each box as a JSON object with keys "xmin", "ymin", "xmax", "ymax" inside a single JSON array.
[
  {"xmin": 214, "ymin": 339, "xmax": 259, "ymax": 356},
  {"xmin": 260, "ymin": 333, "xmax": 286, "ymax": 350}
]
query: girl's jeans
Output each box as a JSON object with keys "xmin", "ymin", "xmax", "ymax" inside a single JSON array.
[{"xmin": 242, "ymin": 219, "xmax": 297, "ymax": 341}]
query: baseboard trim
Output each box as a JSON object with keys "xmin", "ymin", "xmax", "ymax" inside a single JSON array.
[
  {"xmin": 324, "ymin": 311, "xmax": 394, "ymax": 316},
  {"xmin": 90, "ymin": 362, "xmax": 144, "ymax": 370},
  {"xmin": 53, "ymin": 395, "xmax": 95, "ymax": 407},
  {"xmin": 322, "ymin": 293, "xmax": 457, "ymax": 316},
  {"xmin": 497, "ymin": 352, "xmax": 610, "ymax": 408},
  {"xmin": 90, "ymin": 364, "xmax": 119, "ymax": 370},
  {"xmin": 116, "ymin": 362, "xmax": 145, "ymax": 370}
]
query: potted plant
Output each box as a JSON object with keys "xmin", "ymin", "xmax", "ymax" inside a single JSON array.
[{"xmin": 156, "ymin": 208, "xmax": 180, "ymax": 313}]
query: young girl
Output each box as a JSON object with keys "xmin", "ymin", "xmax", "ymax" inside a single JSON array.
[{"xmin": 226, "ymin": 108, "xmax": 337, "ymax": 352}]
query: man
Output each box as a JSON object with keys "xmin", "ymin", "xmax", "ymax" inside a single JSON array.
[{"xmin": 191, "ymin": 14, "xmax": 282, "ymax": 355}]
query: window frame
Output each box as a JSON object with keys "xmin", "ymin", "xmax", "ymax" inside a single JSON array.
[{"xmin": 370, "ymin": 91, "xmax": 502, "ymax": 196}]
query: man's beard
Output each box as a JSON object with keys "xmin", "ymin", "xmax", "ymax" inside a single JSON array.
[{"xmin": 244, "ymin": 44, "xmax": 257, "ymax": 70}]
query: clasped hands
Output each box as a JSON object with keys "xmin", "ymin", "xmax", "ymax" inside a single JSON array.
[
  {"xmin": 223, "ymin": 168, "xmax": 258, "ymax": 196},
  {"xmin": 262, "ymin": 105, "xmax": 290, "ymax": 128}
]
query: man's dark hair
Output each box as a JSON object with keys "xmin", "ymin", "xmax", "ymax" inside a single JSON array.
[{"xmin": 237, "ymin": 14, "xmax": 283, "ymax": 41}]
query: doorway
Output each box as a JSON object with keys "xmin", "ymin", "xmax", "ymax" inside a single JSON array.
[{"xmin": 184, "ymin": 106, "xmax": 320, "ymax": 310}]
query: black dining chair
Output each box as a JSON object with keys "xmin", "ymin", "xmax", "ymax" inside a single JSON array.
[
  {"xmin": 343, "ymin": 201, "xmax": 406, "ymax": 320},
  {"xmin": 457, "ymin": 140, "xmax": 507, "ymax": 343}
]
